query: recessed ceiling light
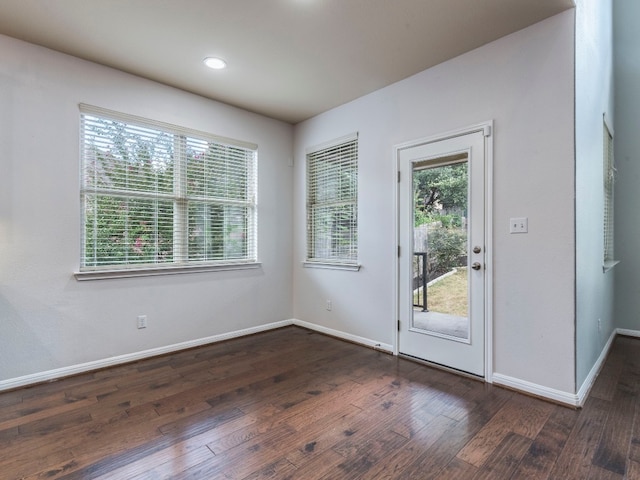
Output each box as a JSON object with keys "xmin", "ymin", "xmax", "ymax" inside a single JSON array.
[{"xmin": 204, "ymin": 57, "xmax": 227, "ymax": 70}]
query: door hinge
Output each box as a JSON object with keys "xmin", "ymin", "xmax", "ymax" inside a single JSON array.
[
  {"xmin": 397, "ymin": 245, "xmax": 401, "ymax": 257},
  {"xmin": 397, "ymin": 171, "xmax": 401, "ymax": 182},
  {"xmin": 397, "ymin": 320, "xmax": 401, "ymax": 331}
]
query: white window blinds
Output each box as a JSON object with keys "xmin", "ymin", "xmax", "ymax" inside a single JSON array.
[
  {"xmin": 603, "ymin": 120, "xmax": 615, "ymax": 264},
  {"xmin": 80, "ymin": 106, "xmax": 257, "ymax": 271},
  {"xmin": 306, "ymin": 134, "xmax": 358, "ymax": 264}
]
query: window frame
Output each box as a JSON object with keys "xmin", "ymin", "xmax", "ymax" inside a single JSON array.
[
  {"xmin": 304, "ymin": 133, "xmax": 360, "ymax": 271},
  {"xmin": 75, "ymin": 104, "xmax": 259, "ymax": 280}
]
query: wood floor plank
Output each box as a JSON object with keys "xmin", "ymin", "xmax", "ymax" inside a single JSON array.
[
  {"xmin": 4, "ymin": 393, "xmax": 215, "ymax": 477},
  {"xmin": 95, "ymin": 444, "xmax": 214, "ymax": 480},
  {"xmin": 325, "ymin": 428, "xmax": 409, "ymax": 480},
  {"xmin": 18, "ymin": 373, "xmax": 96, "ymax": 401},
  {"xmin": 357, "ymin": 413, "xmax": 458, "ymax": 480},
  {"xmin": 283, "ymin": 405, "xmax": 366, "ymax": 468},
  {"xmin": 272, "ymin": 377, "xmax": 399, "ymax": 432},
  {"xmin": 395, "ymin": 387, "xmax": 512, "ymax": 480},
  {"xmin": 152, "ymin": 363, "xmax": 317, "ymax": 417},
  {"xmin": 241, "ymin": 457, "xmax": 298, "ymax": 479},
  {"xmin": 0, "ymin": 396, "xmax": 97, "ymax": 432},
  {"xmin": 6, "ymin": 448, "xmax": 77, "ymax": 480},
  {"xmin": 102, "ymin": 408, "xmax": 278, "ymax": 479},
  {"xmin": 589, "ymin": 363, "xmax": 623, "ymax": 401},
  {"xmin": 511, "ymin": 404, "xmax": 580, "ymax": 479},
  {"xmin": 175, "ymin": 424, "xmax": 297, "ymax": 479},
  {"xmin": 629, "ymin": 400, "xmax": 640, "ymax": 463},
  {"xmin": 472, "ymin": 432, "xmax": 532, "ymax": 479},
  {"xmin": 2, "ymin": 328, "xmax": 640, "ymax": 480},
  {"xmin": 626, "ymin": 459, "xmax": 640, "ymax": 480},
  {"xmin": 205, "ymin": 405, "xmax": 284, "ymax": 455},
  {"xmin": 432, "ymin": 457, "xmax": 478, "ymax": 479},
  {"xmin": 0, "ymin": 391, "xmax": 67, "ymax": 422},
  {"xmin": 0, "ymin": 390, "xmax": 24, "ymax": 408},
  {"xmin": 592, "ymin": 374, "xmax": 639, "ymax": 475},
  {"xmin": 55, "ymin": 407, "xmax": 245, "ymax": 479},
  {"xmin": 323, "ymin": 382, "xmax": 440, "ymax": 464},
  {"xmin": 588, "ymin": 464, "xmax": 625, "ymax": 479},
  {"xmin": 455, "ymin": 395, "xmax": 552, "ymax": 468},
  {"xmin": 548, "ymin": 396, "xmax": 611, "ymax": 478},
  {"xmin": 280, "ymin": 448, "xmax": 347, "ymax": 480}
]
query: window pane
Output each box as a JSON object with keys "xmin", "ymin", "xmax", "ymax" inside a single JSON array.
[
  {"xmin": 83, "ymin": 194, "xmax": 174, "ymax": 266},
  {"xmin": 82, "ymin": 116, "xmax": 174, "ymax": 194},
  {"xmin": 188, "ymin": 203, "xmax": 250, "ymax": 261},
  {"xmin": 186, "ymin": 139, "xmax": 251, "ymax": 201},
  {"xmin": 310, "ymin": 204, "xmax": 357, "ymax": 261}
]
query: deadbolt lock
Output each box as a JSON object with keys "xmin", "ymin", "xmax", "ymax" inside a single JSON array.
[{"xmin": 473, "ymin": 246, "xmax": 482, "ymax": 254}]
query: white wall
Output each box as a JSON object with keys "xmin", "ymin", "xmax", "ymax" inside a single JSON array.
[
  {"xmin": 614, "ymin": 1, "xmax": 640, "ymax": 333},
  {"xmin": 0, "ymin": 11, "xmax": 584, "ymax": 399},
  {"xmin": 293, "ymin": 12, "xmax": 576, "ymax": 394},
  {"xmin": 0, "ymin": 35, "xmax": 294, "ymax": 383},
  {"xmin": 575, "ymin": 0, "xmax": 615, "ymax": 390}
]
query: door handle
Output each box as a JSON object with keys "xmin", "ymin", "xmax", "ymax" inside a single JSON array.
[{"xmin": 471, "ymin": 262, "xmax": 482, "ymax": 271}]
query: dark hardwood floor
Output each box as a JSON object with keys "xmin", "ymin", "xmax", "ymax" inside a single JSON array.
[{"xmin": 1, "ymin": 326, "xmax": 639, "ymax": 479}]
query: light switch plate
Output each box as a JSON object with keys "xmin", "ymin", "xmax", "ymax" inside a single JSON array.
[{"xmin": 509, "ymin": 217, "xmax": 528, "ymax": 234}]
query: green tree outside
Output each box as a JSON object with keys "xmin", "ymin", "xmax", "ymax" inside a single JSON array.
[{"xmin": 413, "ymin": 162, "xmax": 468, "ymax": 279}]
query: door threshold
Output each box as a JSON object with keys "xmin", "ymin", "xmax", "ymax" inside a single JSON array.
[{"xmin": 398, "ymin": 353, "xmax": 485, "ymax": 382}]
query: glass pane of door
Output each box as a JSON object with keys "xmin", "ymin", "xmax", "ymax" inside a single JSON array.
[{"xmin": 411, "ymin": 156, "xmax": 469, "ymax": 341}]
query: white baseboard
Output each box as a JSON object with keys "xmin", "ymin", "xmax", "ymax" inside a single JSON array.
[
  {"xmin": 0, "ymin": 319, "xmax": 294, "ymax": 392},
  {"xmin": 495, "ymin": 327, "xmax": 623, "ymax": 408},
  {"xmin": 616, "ymin": 328, "xmax": 640, "ymax": 338},
  {"xmin": 492, "ymin": 373, "xmax": 580, "ymax": 406},
  {"xmin": 292, "ymin": 319, "xmax": 394, "ymax": 353},
  {"xmin": 575, "ymin": 328, "xmax": 617, "ymax": 407}
]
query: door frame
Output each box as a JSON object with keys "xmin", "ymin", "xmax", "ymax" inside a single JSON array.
[{"xmin": 392, "ymin": 121, "xmax": 494, "ymax": 382}]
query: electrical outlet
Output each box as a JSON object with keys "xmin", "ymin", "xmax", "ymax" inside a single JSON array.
[
  {"xmin": 509, "ymin": 217, "xmax": 528, "ymax": 234},
  {"xmin": 137, "ymin": 315, "xmax": 147, "ymax": 329},
  {"xmin": 326, "ymin": 300, "xmax": 332, "ymax": 311}
]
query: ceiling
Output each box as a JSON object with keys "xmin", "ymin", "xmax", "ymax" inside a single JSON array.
[{"xmin": 0, "ymin": 0, "xmax": 574, "ymax": 124}]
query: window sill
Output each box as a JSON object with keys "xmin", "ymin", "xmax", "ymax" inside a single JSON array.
[
  {"xmin": 302, "ymin": 261, "xmax": 361, "ymax": 272},
  {"xmin": 603, "ymin": 260, "xmax": 620, "ymax": 273},
  {"xmin": 74, "ymin": 262, "xmax": 262, "ymax": 281}
]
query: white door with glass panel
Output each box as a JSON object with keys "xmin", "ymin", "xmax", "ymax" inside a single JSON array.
[{"xmin": 397, "ymin": 130, "xmax": 486, "ymax": 377}]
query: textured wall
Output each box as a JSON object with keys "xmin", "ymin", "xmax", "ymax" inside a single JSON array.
[
  {"xmin": 293, "ymin": 12, "xmax": 576, "ymax": 393},
  {"xmin": 575, "ymin": 0, "xmax": 615, "ymax": 391},
  {"xmin": 613, "ymin": 1, "xmax": 640, "ymax": 332},
  {"xmin": 0, "ymin": 35, "xmax": 294, "ymax": 382}
]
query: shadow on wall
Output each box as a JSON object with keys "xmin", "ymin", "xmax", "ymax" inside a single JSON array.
[{"xmin": 0, "ymin": 288, "xmax": 57, "ymax": 381}]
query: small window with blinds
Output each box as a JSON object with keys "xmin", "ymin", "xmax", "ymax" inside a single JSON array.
[
  {"xmin": 305, "ymin": 133, "xmax": 359, "ymax": 269},
  {"xmin": 78, "ymin": 105, "xmax": 257, "ymax": 277},
  {"xmin": 603, "ymin": 118, "xmax": 616, "ymax": 270}
]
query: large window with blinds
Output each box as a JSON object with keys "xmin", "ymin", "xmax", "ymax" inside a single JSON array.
[
  {"xmin": 79, "ymin": 105, "xmax": 257, "ymax": 275},
  {"xmin": 306, "ymin": 134, "xmax": 358, "ymax": 267}
]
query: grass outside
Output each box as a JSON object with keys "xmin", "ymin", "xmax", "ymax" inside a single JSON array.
[{"xmin": 415, "ymin": 268, "xmax": 468, "ymax": 317}]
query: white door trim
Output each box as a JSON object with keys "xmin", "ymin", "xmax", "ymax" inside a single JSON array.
[{"xmin": 392, "ymin": 121, "xmax": 494, "ymax": 383}]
